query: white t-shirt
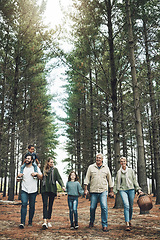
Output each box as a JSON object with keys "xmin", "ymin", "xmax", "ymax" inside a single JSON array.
[{"xmin": 21, "ymin": 165, "xmax": 42, "ymax": 194}]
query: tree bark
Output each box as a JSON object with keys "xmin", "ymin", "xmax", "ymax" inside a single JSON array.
[
  {"xmin": 8, "ymin": 55, "xmax": 19, "ymax": 201},
  {"xmin": 120, "ymin": 81, "xmax": 127, "ymax": 157},
  {"xmin": 105, "ymin": 0, "xmax": 120, "ymax": 172},
  {"xmin": 77, "ymin": 108, "xmax": 81, "ymax": 181},
  {"xmin": 125, "ymin": 0, "xmax": 148, "ymax": 194},
  {"xmin": 105, "ymin": 0, "xmax": 121, "ymax": 208},
  {"xmin": 143, "ymin": 18, "xmax": 160, "ymax": 203},
  {"xmin": 89, "ymin": 63, "xmax": 94, "ymax": 164}
]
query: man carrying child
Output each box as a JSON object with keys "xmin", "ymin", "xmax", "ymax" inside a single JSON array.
[{"xmin": 17, "ymin": 153, "xmax": 43, "ymax": 228}]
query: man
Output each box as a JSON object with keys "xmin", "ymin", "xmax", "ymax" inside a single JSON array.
[
  {"xmin": 17, "ymin": 153, "xmax": 43, "ymax": 229},
  {"xmin": 84, "ymin": 153, "xmax": 114, "ymax": 232}
]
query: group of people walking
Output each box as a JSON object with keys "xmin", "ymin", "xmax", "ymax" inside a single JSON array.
[{"xmin": 17, "ymin": 146, "xmax": 143, "ymax": 232}]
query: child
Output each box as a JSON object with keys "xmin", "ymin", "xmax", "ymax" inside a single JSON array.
[
  {"xmin": 20, "ymin": 145, "xmax": 40, "ymax": 175},
  {"xmin": 66, "ymin": 171, "xmax": 84, "ymax": 230},
  {"xmin": 25, "ymin": 145, "xmax": 40, "ymax": 167}
]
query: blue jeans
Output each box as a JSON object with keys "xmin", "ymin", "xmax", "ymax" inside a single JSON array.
[
  {"xmin": 68, "ymin": 196, "xmax": 78, "ymax": 226},
  {"xmin": 21, "ymin": 190, "xmax": 37, "ymax": 225},
  {"xmin": 119, "ymin": 189, "xmax": 135, "ymax": 222},
  {"xmin": 90, "ymin": 191, "xmax": 108, "ymax": 227}
]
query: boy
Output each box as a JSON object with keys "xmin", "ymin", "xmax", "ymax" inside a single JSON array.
[{"xmin": 20, "ymin": 145, "xmax": 40, "ymax": 175}]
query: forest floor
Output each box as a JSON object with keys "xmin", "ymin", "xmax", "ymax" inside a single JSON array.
[{"xmin": 0, "ymin": 192, "xmax": 160, "ymax": 240}]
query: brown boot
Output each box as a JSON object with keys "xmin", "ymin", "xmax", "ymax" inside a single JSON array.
[{"xmin": 125, "ymin": 222, "xmax": 130, "ymax": 231}]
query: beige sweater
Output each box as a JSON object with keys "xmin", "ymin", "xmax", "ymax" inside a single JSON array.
[{"xmin": 84, "ymin": 163, "xmax": 113, "ymax": 193}]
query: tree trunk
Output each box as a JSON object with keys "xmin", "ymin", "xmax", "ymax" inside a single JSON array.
[
  {"xmin": 120, "ymin": 81, "xmax": 127, "ymax": 157},
  {"xmin": 106, "ymin": 0, "xmax": 120, "ymax": 172},
  {"xmin": 0, "ymin": 177, "xmax": 3, "ymax": 192},
  {"xmin": 143, "ymin": 18, "xmax": 160, "ymax": 204},
  {"xmin": 100, "ymin": 105, "xmax": 103, "ymax": 154},
  {"xmin": 125, "ymin": 0, "xmax": 148, "ymax": 195},
  {"xmin": 89, "ymin": 64, "xmax": 94, "ymax": 164},
  {"xmin": 146, "ymin": 105, "xmax": 155, "ymax": 195},
  {"xmin": 8, "ymin": 55, "xmax": 19, "ymax": 201},
  {"xmin": 77, "ymin": 108, "xmax": 81, "ymax": 181},
  {"xmin": 81, "ymin": 87, "xmax": 88, "ymax": 178},
  {"xmin": 0, "ymin": 29, "xmax": 9, "ymax": 185},
  {"xmin": 106, "ymin": 96, "xmax": 112, "ymax": 174},
  {"xmin": 105, "ymin": 0, "xmax": 121, "ymax": 208}
]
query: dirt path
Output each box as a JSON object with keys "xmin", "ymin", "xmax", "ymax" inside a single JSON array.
[{"xmin": 0, "ymin": 193, "xmax": 160, "ymax": 240}]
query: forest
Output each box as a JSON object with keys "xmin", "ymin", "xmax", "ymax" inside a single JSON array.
[{"xmin": 0, "ymin": 0, "xmax": 160, "ymax": 205}]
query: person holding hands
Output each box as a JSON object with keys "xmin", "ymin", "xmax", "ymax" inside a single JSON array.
[
  {"xmin": 41, "ymin": 157, "xmax": 65, "ymax": 229},
  {"xmin": 17, "ymin": 153, "xmax": 43, "ymax": 228},
  {"xmin": 66, "ymin": 171, "xmax": 84, "ymax": 230},
  {"xmin": 84, "ymin": 153, "xmax": 114, "ymax": 232},
  {"xmin": 113, "ymin": 157, "xmax": 143, "ymax": 231}
]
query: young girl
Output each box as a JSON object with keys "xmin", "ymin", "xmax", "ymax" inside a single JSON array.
[{"xmin": 66, "ymin": 171, "xmax": 84, "ymax": 230}]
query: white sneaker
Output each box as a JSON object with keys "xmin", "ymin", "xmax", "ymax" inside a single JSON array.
[
  {"xmin": 42, "ymin": 223, "xmax": 48, "ymax": 230},
  {"xmin": 48, "ymin": 222, "xmax": 52, "ymax": 228},
  {"xmin": 19, "ymin": 223, "xmax": 24, "ymax": 229},
  {"xmin": 75, "ymin": 224, "xmax": 79, "ymax": 229}
]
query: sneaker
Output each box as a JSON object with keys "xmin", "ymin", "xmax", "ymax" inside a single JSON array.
[
  {"xmin": 70, "ymin": 225, "xmax": 74, "ymax": 230},
  {"xmin": 125, "ymin": 226, "xmax": 130, "ymax": 231},
  {"xmin": 48, "ymin": 222, "xmax": 52, "ymax": 228},
  {"xmin": 28, "ymin": 223, "xmax": 32, "ymax": 227},
  {"xmin": 42, "ymin": 223, "xmax": 48, "ymax": 230},
  {"xmin": 89, "ymin": 222, "xmax": 94, "ymax": 228},
  {"xmin": 75, "ymin": 224, "xmax": 79, "ymax": 229},
  {"xmin": 19, "ymin": 223, "xmax": 24, "ymax": 229}
]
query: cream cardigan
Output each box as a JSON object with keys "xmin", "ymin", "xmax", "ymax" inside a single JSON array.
[{"xmin": 113, "ymin": 167, "xmax": 141, "ymax": 194}]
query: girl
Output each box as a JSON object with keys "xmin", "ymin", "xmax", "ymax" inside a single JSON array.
[
  {"xmin": 66, "ymin": 171, "xmax": 84, "ymax": 230},
  {"xmin": 113, "ymin": 157, "xmax": 143, "ymax": 231},
  {"xmin": 41, "ymin": 157, "xmax": 65, "ymax": 229}
]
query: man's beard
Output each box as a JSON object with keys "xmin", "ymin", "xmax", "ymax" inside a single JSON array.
[{"xmin": 26, "ymin": 161, "xmax": 32, "ymax": 165}]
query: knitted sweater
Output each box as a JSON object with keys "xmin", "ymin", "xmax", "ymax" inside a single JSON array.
[
  {"xmin": 66, "ymin": 181, "xmax": 84, "ymax": 197},
  {"xmin": 113, "ymin": 167, "xmax": 141, "ymax": 194}
]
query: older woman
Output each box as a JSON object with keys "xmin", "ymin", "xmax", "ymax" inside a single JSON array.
[
  {"xmin": 113, "ymin": 157, "xmax": 143, "ymax": 231},
  {"xmin": 41, "ymin": 157, "xmax": 65, "ymax": 229}
]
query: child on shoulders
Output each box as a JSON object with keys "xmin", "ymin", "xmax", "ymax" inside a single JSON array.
[{"xmin": 20, "ymin": 145, "xmax": 40, "ymax": 175}]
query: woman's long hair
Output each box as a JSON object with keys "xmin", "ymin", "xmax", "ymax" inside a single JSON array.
[
  {"xmin": 68, "ymin": 171, "xmax": 79, "ymax": 182},
  {"xmin": 43, "ymin": 157, "xmax": 54, "ymax": 176}
]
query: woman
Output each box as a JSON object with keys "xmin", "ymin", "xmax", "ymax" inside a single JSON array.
[
  {"xmin": 41, "ymin": 157, "xmax": 65, "ymax": 229},
  {"xmin": 113, "ymin": 157, "xmax": 143, "ymax": 231}
]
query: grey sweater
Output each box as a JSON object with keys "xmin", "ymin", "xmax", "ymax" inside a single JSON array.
[{"xmin": 66, "ymin": 181, "xmax": 84, "ymax": 196}]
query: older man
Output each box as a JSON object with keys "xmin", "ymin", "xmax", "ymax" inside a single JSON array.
[{"xmin": 84, "ymin": 153, "xmax": 114, "ymax": 232}]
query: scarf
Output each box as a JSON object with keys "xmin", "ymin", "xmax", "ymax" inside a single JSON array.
[
  {"xmin": 43, "ymin": 167, "xmax": 55, "ymax": 186},
  {"xmin": 117, "ymin": 166, "xmax": 132, "ymax": 190}
]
